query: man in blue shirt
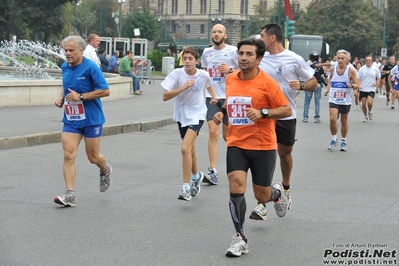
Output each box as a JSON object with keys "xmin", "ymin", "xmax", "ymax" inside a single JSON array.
[
  {"xmin": 53, "ymin": 35, "xmax": 112, "ymax": 207},
  {"xmin": 107, "ymin": 50, "xmax": 120, "ymax": 73}
]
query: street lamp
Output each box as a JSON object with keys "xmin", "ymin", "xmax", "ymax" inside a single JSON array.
[
  {"xmin": 118, "ymin": 0, "xmax": 125, "ymax": 37},
  {"xmin": 99, "ymin": 0, "xmax": 103, "ymax": 36},
  {"xmin": 208, "ymin": 0, "xmax": 212, "ymax": 43},
  {"xmin": 245, "ymin": 0, "xmax": 248, "ymax": 38},
  {"xmin": 112, "ymin": 11, "xmax": 120, "ymax": 37}
]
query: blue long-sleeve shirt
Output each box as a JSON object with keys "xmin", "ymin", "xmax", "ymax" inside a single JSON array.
[{"xmin": 107, "ymin": 55, "xmax": 118, "ymax": 72}]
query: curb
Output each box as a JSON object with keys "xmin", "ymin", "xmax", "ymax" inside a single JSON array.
[{"xmin": 0, "ymin": 118, "xmax": 175, "ymax": 150}]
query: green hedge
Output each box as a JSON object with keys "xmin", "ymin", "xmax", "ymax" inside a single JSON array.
[{"xmin": 147, "ymin": 49, "xmax": 180, "ymax": 71}]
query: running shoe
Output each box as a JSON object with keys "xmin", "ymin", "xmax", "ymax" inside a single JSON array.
[
  {"xmin": 100, "ymin": 164, "xmax": 112, "ymax": 192},
  {"xmin": 391, "ymin": 104, "xmax": 395, "ymax": 109},
  {"xmin": 386, "ymin": 101, "xmax": 389, "ymax": 106},
  {"xmin": 249, "ymin": 203, "xmax": 267, "ymax": 221},
  {"xmin": 363, "ymin": 116, "xmax": 368, "ymax": 123},
  {"xmin": 178, "ymin": 185, "xmax": 192, "ymax": 201},
  {"xmin": 272, "ymin": 182, "xmax": 288, "ymax": 218},
  {"xmin": 225, "ymin": 234, "xmax": 249, "ymax": 257},
  {"xmin": 54, "ymin": 191, "xmax": 75, "ymax": 207},
  {"xmin": 302, "ymin": 118, "xmax": 308, "ymax": 122},
  {"xmin": 314, "ymin": 118, "xmax": 320, "ymax": 123},
  {"xmin": 328, "ymin": 140, "xmax": 338, "ymax": 151},
  {"xmin": 190, "ymin": 172, "xmax": 204, "ymax": 197},
  {"xmin": 203, "ymin": 167, "xmax": 218, "ymax": 185},
  {"xmin": 340, "ymin": 142, "xmax": 347, "ymax": 152},
  {"xmin": 284, "ymin": 189, "xmax": 292, "ymax": 210},
  {"xmin": 368, "ymin": 112, "xmax": 373, "ymax": 121}
]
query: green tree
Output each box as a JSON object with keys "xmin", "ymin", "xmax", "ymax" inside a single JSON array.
[
  {"xmin": 247, "ymin": 4, "xmax": 270, "ymax": 37},
  {"xmin": 0, "ymin": 0, "xmax": 75, "ymax": 41},
  {"xmin": 73, "ymin": 0, "xmax": 98, "ymax": 39},
  {"xmin": 386, "ymin": 0, "xmax": 399, "ymax": 56},
  {"xmin": 296, "ymin": 0, "xmax": 382, "ymax": 59},
  {"xmin": 122, "ymin": 11, "xmax": 160, "ymax": 41}
]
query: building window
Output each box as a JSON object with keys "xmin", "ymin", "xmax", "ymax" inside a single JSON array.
[
  {"xmin": 186, "ymin": 24, "xmax": 191, "ymax": 33},
  {"xmin": 158, "ymin": 0, "xmax": 164, "ymax": 14},
  {"xmin": 240, "ymin": 0, "xmax": 247, "ymax": 15},
  {"xmin": 172, "ymin": 0, "xmax": 178, "ymax": 14},
  {"xmin": 172, "ymin": 24, "xmax": 177, "ymax": 33},
  {"xmin": 200, "ymin": 0, "xmax": 207, "ymax": 14},
  {"xmin": 200, "ymin": 24, "xmax": 205, "ymax": 33},
  {"xmin": 141, "ymin": 0, "xmax": 150, "ymax": 10},
  {"xmin": 218, "ymin": 0, "xmax": 225, "ymax": 14},
  {"xmin": 259, "ymin": 0, "xmax": 267, "ymax": 11},
  {"xmin": 186, "ymin": 0, "xmax": 192, "ymax": 14}
]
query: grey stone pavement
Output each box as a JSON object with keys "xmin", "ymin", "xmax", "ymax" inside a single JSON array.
[{"xmin": 0, "ymin": 82, "xmax": 398, "ymax": 266}]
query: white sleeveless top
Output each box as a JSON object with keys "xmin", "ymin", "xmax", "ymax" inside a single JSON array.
[{"xmin": 329, "ymin": 65, "xmax": 352, "ymax": 105}]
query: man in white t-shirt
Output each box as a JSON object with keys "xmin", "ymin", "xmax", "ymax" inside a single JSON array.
[
  {"xmin": 83, "ymin": 33, "xmax": 101, "ymax": 68},
  {"xmin": 258, "ymin": 23, "xmax": 317, "ymax": 217},
  {"xmin": 357, "ymin": 55, "xmax": 381, "ymax": 122},
  {"xmin": 161, "ymin": 47, "xmax": 219, "ymax": 201},
  {"xmin": 201, "ymin": 24, "xmax": 239, "ymax": 185}
]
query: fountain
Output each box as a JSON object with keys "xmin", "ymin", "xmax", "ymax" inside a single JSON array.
[{"xmin": 0, "ymin": 39, "xmax": 132, "ymax": 107}]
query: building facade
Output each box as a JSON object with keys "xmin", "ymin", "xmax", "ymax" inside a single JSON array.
[{"xmin": 121, "ymin": 0, "xmax": 313, "ymax": 44}]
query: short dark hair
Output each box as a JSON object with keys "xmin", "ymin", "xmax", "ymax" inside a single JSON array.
[
  {"xmin": 125, "ymin": 50, "xmax": 133, "ymax": 55},
  {"xmin": 236, "ymin": 38, "xmax": 265, "ymax": 59},
  {"xmin": 182, "ymin": 46, "xmax": 199, "ymax": 59},
  {"xmin": 99, "ymin": 48, "xmax": 105, "ymax": 54},
  {"xmin": 261, "ymin": 23, "xmax": 283, "ymax": 43}
]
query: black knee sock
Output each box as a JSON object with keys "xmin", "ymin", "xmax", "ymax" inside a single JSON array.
[{"xmin": 229, "ymin": 193, "xmax": 246, "ymax": 240}]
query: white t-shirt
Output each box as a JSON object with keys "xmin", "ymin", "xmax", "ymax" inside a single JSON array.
[
  {"xmin": 373, "ymin": 61, "xmax": 382, "ymax": 70},
  {"xmin": 357, "ymin": 65, "xmax": 381, "ymax": 92},
  {"xmin": 83, "ymin": 44, "xmax": 100, "ymax": 67},
  {"xmin": 201, "ymin": 44, "xmax": 239, "ymax": 99},
  {"xmin": 161, "ymin": 68, "xmax": 213, "ymax": 127},
  {"xmin": 259, "ymin": 50, "xmax": 314, "ymax": 120}
]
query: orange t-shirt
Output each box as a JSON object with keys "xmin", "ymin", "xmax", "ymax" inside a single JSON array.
[{"xmin": 225, "ymin": 69, "xmax": 288, "ymax": 150}]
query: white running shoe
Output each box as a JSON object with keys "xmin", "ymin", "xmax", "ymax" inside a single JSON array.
[
  {"xmin": 225, "ymin": 234, "xmax": 249, "ymax": 257},
  {"xmin": 272, "ymin": 182, "xmax": 288, "ymax": 217}
]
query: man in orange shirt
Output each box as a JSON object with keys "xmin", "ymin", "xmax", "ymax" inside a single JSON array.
[{"xmin": 214, "ymin": 38, "xmax": 292, "ymax": 257}]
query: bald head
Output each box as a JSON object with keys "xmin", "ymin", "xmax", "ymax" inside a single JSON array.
[{"xmin": 211, "ymin": 24, "xmax": 227, "ymax": 47}]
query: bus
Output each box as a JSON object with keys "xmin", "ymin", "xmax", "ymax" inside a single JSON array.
[{"xmin": 288, "ymin": 35, "xmax": 330, "ymax": 62}]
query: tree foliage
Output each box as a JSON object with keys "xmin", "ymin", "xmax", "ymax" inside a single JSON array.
[
  {"xmin": 386, "ymin": 0, "xmax": 399, "ymax": 57},
  {"xmin": 0, "ymin": 0, "xmax": 75, "ymax": 42},
  {"xmin": 296, "ymin": 0, "xmax": 382, "ymax": 59},
  {"xmin": 122, "ymin": 11, "xmax": 160, "ymax": 41}
]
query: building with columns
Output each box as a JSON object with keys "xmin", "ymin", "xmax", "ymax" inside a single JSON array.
[{"xmin": 121, "ymin": 0, "xmax": 313, "ymax": 45}]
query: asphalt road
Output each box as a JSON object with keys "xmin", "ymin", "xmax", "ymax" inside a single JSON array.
[{"xmin": 0, "ymin": 89, "xmax": 398, "ymax": 266}]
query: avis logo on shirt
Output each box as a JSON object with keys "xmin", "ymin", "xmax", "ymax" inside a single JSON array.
[{"xmin": 232, "ymin": 118, "xmax": 249, "ymax": 124}]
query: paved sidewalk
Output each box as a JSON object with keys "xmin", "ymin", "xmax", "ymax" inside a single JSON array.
[{"xmin": 0, "ymin": 78, "xmax": 173, "ymax": 149}]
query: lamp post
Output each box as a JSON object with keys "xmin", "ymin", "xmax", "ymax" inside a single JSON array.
[
  {"xmin": 207, "ymin": 0, "xmax": 212, "ymax": 43},
  {"xmin": 245, "ymin": 0, "xmax": 248, "ymax": 38},
  {"xmin": 382, "ymin": 0, "xmax": 387, "ymax": 49},
  {"xmin": 118, "ymin": 0, "xmax": 125, "ymax": 37},
  {"xmin": 99, "ymin": 0, "xmax": 103, "ymax": 36},
  {"xmin": 113, "ymin": 11, "xmax": 120, "ymax": 37}
]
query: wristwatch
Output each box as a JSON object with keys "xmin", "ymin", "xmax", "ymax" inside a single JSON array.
[
  {"xmin": 80, "ymin": 94, "xmax": 84, "ymax": 101},
  {"xmin": 261, "ymin": 108, "xmax": 269, "ymax": 118},
  {"xmin": 228, "ymin": 68, "xmax": 233, "ymax": 74}
]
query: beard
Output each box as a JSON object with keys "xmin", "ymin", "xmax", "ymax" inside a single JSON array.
[{"xmin": 212, "ymin": 36, "xmax": 225, "ymax": 46}]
